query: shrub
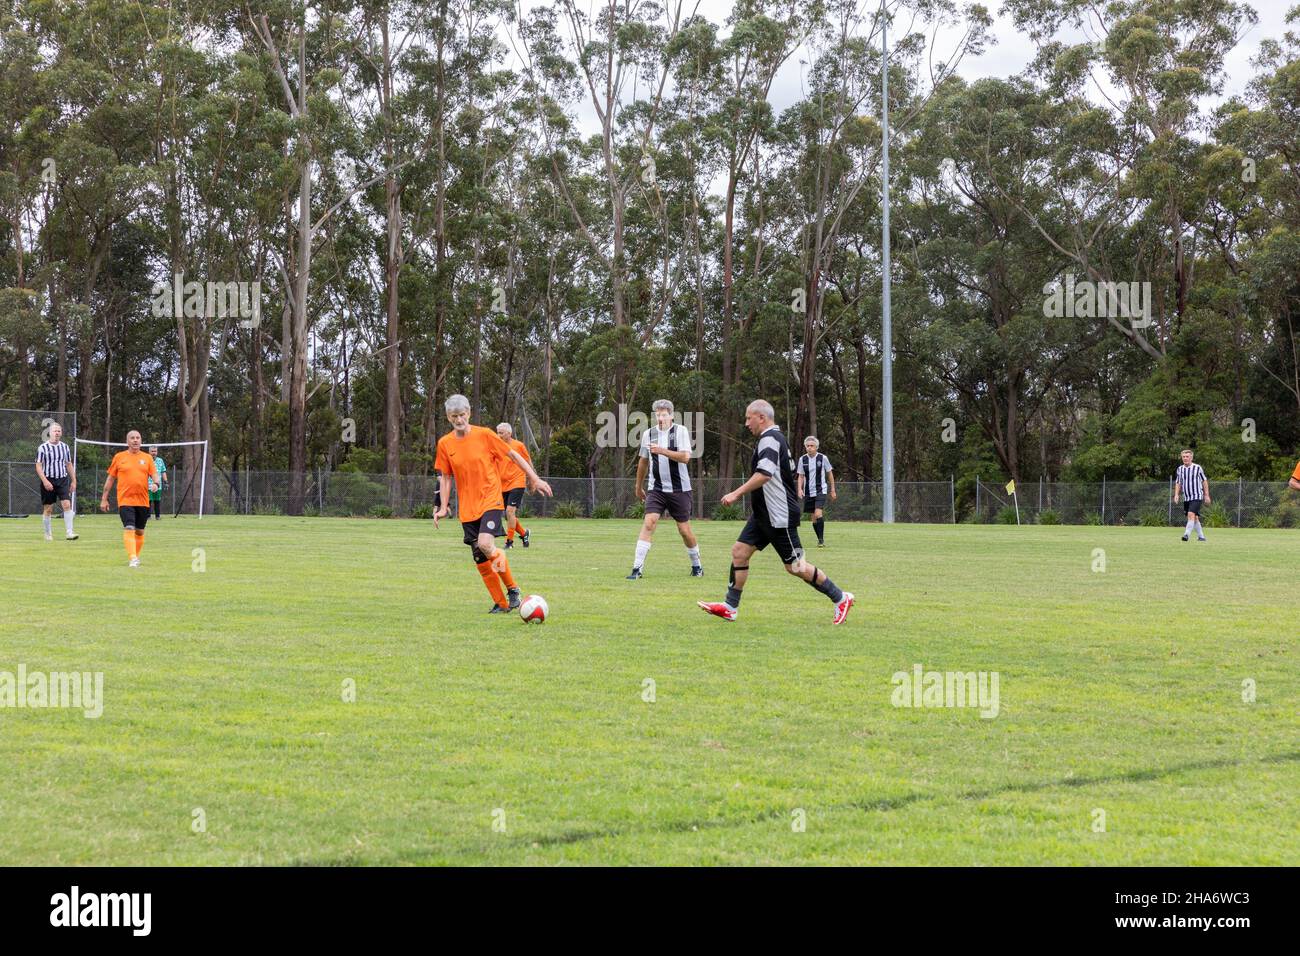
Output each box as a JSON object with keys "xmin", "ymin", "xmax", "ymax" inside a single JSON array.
[
  {"xmin": 995, "ymin": 505, "xmax": 1018, "ymax": 525},
  {"xmin": 1037, "ymin": 509, "xmax": 1061, "ymax": 525},
  {"xmin": 411, "ymin": 503, "xmax": 435, "ymax": 520},
  {"xmin": 1083, "ymin": 512, "xmax": 1103, "ymax": 525},
  {"xmin": 712, "ymin": 503, "xmax": 743, "ymax": 521},
  {"xmin": 1250, "ymin": 512, "xmax": 1279, "ymax": 529},
  {"xmin": 1202, "ymin": 501, "xmax": 1231, "ymax": 528},
  {"xmin": 1138, "ymin": 509, "xmax": 1167, "ymax": 528},
  {"xmin": 252, "ymin": 503, "xmax": 283, "ymax": 516},
  {"xmin": 624, "ymin": 500, "xmax": 645, "ymax": 519},
  {"xmin": 552, "ymin": 501, "xmax": 581, "ymax": 519},
  {"xmin": 1272, "ymin": 498, "xmax": 1299, "ymax": 528},
  {"xmin": 592, "ymin": 503, "xmax": 614, "ymax": 519},
  {"xmin": 368, "ymin": 504, "xmax": 394, "ymax": 519}
]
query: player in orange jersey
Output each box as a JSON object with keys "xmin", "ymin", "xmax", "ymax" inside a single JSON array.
[
  {"xmin": 1289, "ymin": 459, "xmax": 1300, "ymax": 492},
  {"xmin": 435, "ymin": 395, "xmax": 552, "ymax": 613},
  {"xmin": 100, "ymin": 429, "xmax": 157, "ymax": 568},
  {"xmin": 495, "ymin": 422, "xmax": 533, "ymax": 549}
]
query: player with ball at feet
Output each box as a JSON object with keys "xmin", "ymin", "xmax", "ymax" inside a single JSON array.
[
  {"xmin": 434, "ymin": 395, "xmax": 553, "ymax": 614},
  {"xmin": 698, "ymin": 400, "xmax": 854, "ymax": 625}
]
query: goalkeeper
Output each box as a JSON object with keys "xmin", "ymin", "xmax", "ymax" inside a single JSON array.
[{"xmin": 147, "ymin": 445, "xmax": 168, "ymax": 519}]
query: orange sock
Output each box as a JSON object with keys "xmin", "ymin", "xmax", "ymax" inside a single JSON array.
[
  {"xmin": 495, "ymin": 552, "xmax": 517, "ymax": 590},
  {"xmin": 476, "ymin": 560, "xmax": 507, "ymax": 607},
  {"xmin": 514, "ymin": 519, "xmax": 527, "ymax": 538},
  {"xmin": 506, "ymin": 524, "xmax": 515, "ymax": 542},
  {"xmin": 134, "ymin": 531, "xmax": 145, "ymax": 555},
  {"xmin": 123, "ymin": 531, "xmax": 137, "ymax": 559}
]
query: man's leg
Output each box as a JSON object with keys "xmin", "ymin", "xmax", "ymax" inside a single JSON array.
[
  {"xmin": 133, "ymin": 507, "xmax": 149, "ymax": 556},
  {"xmin": 119, "ymin": 509, "xmax": 139, "ymax": 563},
  {"xmin": 630, "ymin": 512, "xmax": 658, "ymax": 575},
  {"xmin": 813, "ymin": 506, "xmax": 825, "ymax": 546},
  {"xmin": 726, "ymin": 540, "xmax": 756, "ymax": 609},
  {"xmin": 42, "ymin": 503, "xmax": 53, "ymax": 539},
  {"xmin": 60, "ymin": 497, "xmax": 77, "ymax": 539},
  {"xmin": 472, "ymin": 540, "xmax": 508, "ymax": 610},
  {"xmin": 782, "ymin": 530, "xmax": 853, "ymax": 622},
  {"xmin": 479, "ymin": 530, "xmax": 519, "ymax": 608},
  {"xmin": 677, "ymin": 521, "xmax": 701, "ymax": 571}
]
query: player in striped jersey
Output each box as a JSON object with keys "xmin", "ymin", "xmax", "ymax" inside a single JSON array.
[
  {"xmin": 35, "ymin": 422, "xmax": 78, "ymax": 541},
  {"xmin": 627, "ymin": 399, "xmax": 702, "ymax": 579},
  {"xmin": 1173, "ymin": 449, "xmax": 1210, "ymax": 542},
  {"xmin": 796, "ymin": 436, "xmax": 836, "ymax": 547},
  {"xmin": 698, "ymin": 400, "xmax": 854, "ymax": 624},
  {"xmin": 435, "ymin": 395, "xmax": 553, "ymax": 613}
]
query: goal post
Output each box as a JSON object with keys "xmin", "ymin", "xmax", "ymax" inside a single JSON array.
[{"xmin": 72, "ymin": 438, "xmax": 210, "ymax": 518}]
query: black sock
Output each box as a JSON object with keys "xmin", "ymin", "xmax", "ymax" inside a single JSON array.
[
  {"xmin": 725, "ymin": 586, "xmax": 743, "ymax": 608},
  {"xmin": 814, "ymin": 518, "xmax": 824, "ymax": 542},
  {"xmin": 808, "ymin": 567, "xmax": 843, "ymax": 603}
]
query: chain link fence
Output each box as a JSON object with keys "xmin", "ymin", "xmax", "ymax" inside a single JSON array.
[
  {"xmin": 3, "ymin": 458, "xmax": 1296, "ymax": 527},
  {"xmin": 972, "ymin": 479, "xmax": 1299, "ymax": 528}
]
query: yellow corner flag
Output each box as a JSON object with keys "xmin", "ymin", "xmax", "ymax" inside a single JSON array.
[{"xmin": 1005, "ymin": 479, "xmax": 1016, "ymax": 495}]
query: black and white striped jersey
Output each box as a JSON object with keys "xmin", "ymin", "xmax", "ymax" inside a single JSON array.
[
  {"xmin": 751, "ymin": 426, "xmax": 799, "ymax": 528},
  {"xmin": 797, "ymin": 452, "xmax": 833, "ymax": 496},
  {"xmin": 36, "ymin": 441, "xmax": 71, "ymax": 480},
  {"xmin": 640, "ymin": 423, "xmax": 692, "ymax": 493},
  {"xmin": 1176, "ymin": 463, "xmax": 1207, "ymax": 500}
]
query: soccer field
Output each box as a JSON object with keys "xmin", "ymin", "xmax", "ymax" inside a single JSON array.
[{"xmin": 1, "ymin": 515, "xmax": 1296, "ymax": 866}]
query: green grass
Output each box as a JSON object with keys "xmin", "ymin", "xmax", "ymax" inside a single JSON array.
[{"xmin": 1, "ymin": 515, "xmax": 1296, "ymax": 865}]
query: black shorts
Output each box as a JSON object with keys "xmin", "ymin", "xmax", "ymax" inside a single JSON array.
[
  {"xmin": 645, "ymin": 489, "xmax": 693, "ymax": 523},
  {"xmin": 503, "ymin": 486, "xmax": 525, "ymax": 509},
  {"xmin": 118, "ymin": 505, "xmax": 150, "ymax": 530},
  {"xmin": 40, "ymin": 476, "xmax": 71, "ymax": 506},
  {"xmin": 462, "ymin": 509, "xmax": 506, "ymax": 545},
  {"xmin": 1183, "ymin": 499, "xmax": 1203, "ymax": 517},
  {"xmin": 802, "ymin": 493, "xmax": 827, "ymax": 514},
  {"xmin": 737, "ymin": 516, "xmax": 804, "ymax": 566}
]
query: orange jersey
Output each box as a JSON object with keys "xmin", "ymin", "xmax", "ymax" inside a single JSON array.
[
  {"xmin": 497, "ymin": 437, "xmax": 531, "ymax": 491},
  {"xmin": 435, "ymin": 426, "xmax": 511, "ymax": 522},
  {"xmin": 108, "ymin": 450, "xmax": 157, "ymax": 507},
  {"xmin": 1292, "ymin": 460, "xmax": 1300, "ymax": 482}
]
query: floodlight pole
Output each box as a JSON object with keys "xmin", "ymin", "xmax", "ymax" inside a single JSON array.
[{"xmin": 880, "ymin": 0, "xmax": 895, "ymax": 523}]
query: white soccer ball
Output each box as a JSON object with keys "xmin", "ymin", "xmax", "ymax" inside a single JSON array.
[{"xmin": 519, "ymin": 594, "xmax": 548, "ymax": 623}]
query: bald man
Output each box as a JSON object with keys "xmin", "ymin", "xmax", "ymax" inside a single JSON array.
[{"xmin": 699, "ymin": 400, "xmax": 854, "ymax": 625}]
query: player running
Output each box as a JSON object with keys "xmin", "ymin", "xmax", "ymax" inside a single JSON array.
[
  {"xmin": 35, "ymin": 422, "xmax": 78, "ymax": 541},
  {"xmin": 627, "ymin": 399, "xmax": 702, "ymax": 579},
  {"xmin": 496, "ymin": 422, "xmax": 532, "ymax": 550},
  {"xmin": 698, "ymin": 400, "xmax": 853, "ymax": 624},
  {"xmin": 100, "ymin": 430, "xmax": 157, "ymax": 567},
  {"xmin": 435, "ymin": 396, "xmax": 552, "ymax": 613},
  {"xmin": 1173, "ymin": 449, "xmax": 1210, "ymax": 542},
  {"xmin": 796, "ymin": 436, "xmax": 836, "ymax": 547}
]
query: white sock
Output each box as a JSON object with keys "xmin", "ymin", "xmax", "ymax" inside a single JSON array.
[
  {"xmin": 1185, "ymin": 518, "xmax": 1195, "ymax": 534},
  {"xmin": 42, "ymin": 514, "xmax": 52, "ymax": 536},
  {"xmin": 686, "ymin": 545, "xmax": 701, "ymax": 566},
  {"xmin": 634, "ymin": 539, "xmax": 651, "ymax": 569},
  {"xmin": 63, "ymin": 509, "xmax": 75, "ymax": 534},
  {"xmin": 1195, "ymin": 520, "xmax": 1204, "ymax": 537}
]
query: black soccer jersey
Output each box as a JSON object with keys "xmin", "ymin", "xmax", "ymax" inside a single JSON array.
[
  {"xmin": 1176, "ymin": 463, "xmax": 1207, "ymax": 500},
  {"xmin": 640, "ymin": 423, "xmax": 692, "ymax": 493},
  {"xmin": 36, "ymin": 441, "xmax": 71, "ymax": 480},
  {"xmin": 751, "ymin": 426, "xmax": 799, "ymax": 528},
  {"xmin": 797, "ymin": 452, "xmax": 832, "ymax": 496}
]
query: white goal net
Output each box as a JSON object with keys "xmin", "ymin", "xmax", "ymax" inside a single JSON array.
[{"xmin": 73, "ymin": 438, "xmax": 210, "ymax": 519}]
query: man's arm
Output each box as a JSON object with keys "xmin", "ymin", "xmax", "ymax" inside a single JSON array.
[
  {"xmin": 1202, "ymin": 472, "xmax": 1210, "ymax": 504},
  {"xmin": 100, "ymin": 472, "xmax": 116, "ymax": 511},
  {"xmin": 634, "ymin": 456, "xmax": 649, "ymax": 499},
  {"xmin": 722, "ymin": 471, "xmax": 769, "ymax": 506},
  {"xmin": 647, "ymin": 444, "xmax": 690, "ymax": 463},
  {"xmin": 508, "ymin": 449, "xmax": 552, "ymax": 496},
  {"xmin": 433, "ymin": 472, "xmax": 451, "ymax": 527},
  {"xmin": 796, "ymin": 471, "xmax": 805, "ymax": 498},
  {"xmin": 1173, "ymin": 479, "xmax": 1181, "ymax": 502},
  {"xmin": 35, "ymin": 455, "xmax": 52, "ymax": 491},
  {"xmin": 1290, "ymin": 477, "xmax": 1300, "ymax": 491},
  {"xmin": 828, "ymin": 470, "xmax": 836, "ymax": 498},
  {"xmin": 66, "ymin": 460, "xmax": 76, "ymax": 492}
]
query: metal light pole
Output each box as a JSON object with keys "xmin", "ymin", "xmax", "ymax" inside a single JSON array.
[{"xmin": 880, "ymin": 0, "xmax": 895, "ymax": 522}]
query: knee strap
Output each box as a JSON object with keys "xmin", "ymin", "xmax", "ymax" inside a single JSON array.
[
  {"xmin": 729, "ymin": 563, "xmax": 749, "ymax": 586},
  {"xmin": 471, "ymin": 546, "xmax": 488, "ymax": 565}
]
